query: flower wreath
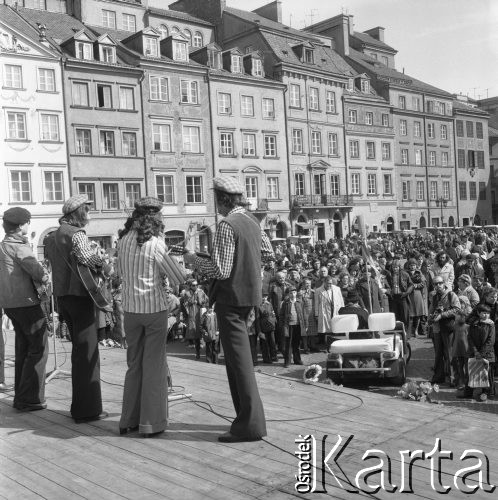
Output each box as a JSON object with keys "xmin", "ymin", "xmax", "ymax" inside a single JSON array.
[
  {"xmin": 303, "ymin": 364, "xmax": 322, "ymax": 384},
  {"xmin": 397, "ymin": 380, "xmax": 439, "ymax": 402}
]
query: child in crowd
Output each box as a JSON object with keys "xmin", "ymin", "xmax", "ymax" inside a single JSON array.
[{"xmin": 201, "ymin": 307, "xmax": 219, "ymax": 364}]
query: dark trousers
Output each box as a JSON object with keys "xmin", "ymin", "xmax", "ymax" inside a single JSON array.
[
  {"xmin": 392, "ymin": 296, "xmax": 409, "ymax": 327},
  {"xmin": 284, "ymin": 324, "xmax": 302, "ymax": 365},
  {"xmin": 216, "ymin": 303, "xmax": 266, "ymax": 439},
  {"xmin": 432, "ymin": 326, "xmax": 454, "ymax": 383},
  {"xmin": 4, "ymin": 306, "xmax": 48, "ymax": 407},
  {"xmin": 260, "ymin": 330, "xmax": 277, "ymax": 362},
  {"xmin": 58, "ymin": 296, "xmax": 103, "ymax": 419},
  {"xmin": 205, "ymin": 340, "xmax": 218, "ymax": 364},
  {"xmin": 451, "ymin": 356, "xmax": 468, "ymax": 388}
]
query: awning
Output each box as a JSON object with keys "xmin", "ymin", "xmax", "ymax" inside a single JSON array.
[
  {"xmin": 271, "ymin": 237, "xmax": 286, "ymax": 242},
  {"xmin": 295, "ymin": 222, "xmax": 314, "ymax": 230}
]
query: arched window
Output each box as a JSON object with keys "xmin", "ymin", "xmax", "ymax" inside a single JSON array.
[
  {"xmin": 387, "ymin": 216, "xmax": 395, "ymax": 231},
  {"xmin": 448, "ymin": 216, "xmax": 455, "ymax": 227},
  {"xmin": 183, "ymin": 29, "xmax": 192, "ymax": 45},
  {"xmin": 193, "ymin": 31, "xmax": 203, "ymax": 48},
  {"xmin": 158, "ymin": 24, "xmax": 168, "ymax": 40},
  {"xmin": 171, "ymin": 26, "xmax": 180, "ymax": 35}
]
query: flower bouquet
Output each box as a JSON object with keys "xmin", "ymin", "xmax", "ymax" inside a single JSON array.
[
  {"xmin": 397, "ymin": 380, "xmax": 439, "ymax": 403},
  {"xmin": 303, "ymin": 364, "xmax": 323, "ymax": 384}
]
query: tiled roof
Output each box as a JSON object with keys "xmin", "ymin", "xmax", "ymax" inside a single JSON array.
[
  {"xmin": 351, "ymin": 31, "xmax": 396, "ymax": 53},
  {"xmin": 347, "ymin": 48, "xmax": 453, "ymax": 97},
  {"xmin": 488, "ymin": 125, "xmax": 498, "ymax": 137},
  {"xmin": 86, "ymin": 25, "xmax": 135, "ymax": 43},
  {"xmin": 208, "ymin": 67, "xmax": 283, "ymax": 85},
  {"xmin": 452, "ymin": 98, "xmax": 489, "ymax": 116},
  {"xmin": 0, "ymin": 5, "xmax": 39, "ymax": 39},
  {"xmin": 148, "ymin": 7, "xmax": 213, "ymax": 27}
]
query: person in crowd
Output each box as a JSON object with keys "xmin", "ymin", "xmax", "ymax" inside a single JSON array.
[
  {"xmin": 0, "ymin": 310, "xmax": 12, "ymax": 392},
  {"xmin": 181, "ymin": 279, "xmax": 208, "ymax": 359},
  {"xmin": 261, "ymin": 258, "xmax": 276, "ymax": 296},
  {"xmin": 269, "ymin": 271, "xmax": 288, "ymax": 352},
  {"xmin": 451, "ymin": 312, "xmax": 469, "ymax": 394},
  {"xmin": 184, "ymin": 176, "xmax": 273, "ymax": 443},
  {"xmin": 406, "ymin": 258, "xmax": 428, "ymax": 338},
  {"xmin": 45, "ymin": 195, "xmax": 108, "ymax": 423},
  {"xmin": 306, "ymin": 260, "xmax": 321, "ymax": 283},
  {"xmin": 456, "ymin": 274, "xmax": 480, "ymax": 311},
  {"xmin": 338, "ymin": 290, "xmax": 369, "ymax": 329},
  {"xmin": 0, "ymin": 208, "xmax": 49, "ymax": 409},
  {"xmin": 315, "ymin": 276, "xmax": 344, "ymax": 349},
  {"xmin": 312, "ymin": 266, "xmax": 330, "ymax": 290},
  {"xmin": 356, "ymin": 267, "xmax": 383, "ymax": 314},
  {"xmin": 287, "ymin": 268, "xmax": 301, "ymax": 288},
  {"xmin": 389, "ymin": 255, "xmax": 413, "ymax": 327},
  {"xmin": 200, "ymin": 306, "xmax": 219, "ymax": 364},
  {"xmin": 279, "ymin": 286, "xmax": 304, "ymax": 367},
  {"xmin": 258, "ymin": 293, "xmax": 278, "ymax": 363},
  {"xmin": 246, "ymin": 307, "xmax": 259, "ymax": 366},
  {"xmin": 298, "ymin": 278, "xmax": 317, "ymax": 353},
  {"xmin": 432, "ymin": 251, "xmax": 455, "ymax": 291}
]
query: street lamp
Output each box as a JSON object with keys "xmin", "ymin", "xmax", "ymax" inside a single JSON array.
[{"xmin": 435, "ymin": 197, "xmax": 447, "ymax": 226}]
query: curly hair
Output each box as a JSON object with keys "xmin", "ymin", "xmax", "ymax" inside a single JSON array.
[
  {"xmin": 118, "ymin": 207, "xmax": 164, "ymax": 246},
  {"xmin": 215, "ymin": 190, "xmax": 246, "ymax": 210}
]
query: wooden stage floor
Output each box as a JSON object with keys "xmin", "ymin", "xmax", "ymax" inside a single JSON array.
[{"xmin": 1, "ymin": 337, "xmax": 497, "ymax": 499}]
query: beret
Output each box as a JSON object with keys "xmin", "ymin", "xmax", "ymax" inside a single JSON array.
[
  {"xmin": 212, "ymin": 176, "xmax": 244, "ymax": 194},
  {"xmin": 458, "ymin": 274, "xmax": 471, "ymax": 284},
  {"xmin": 3, "ymin": 207, "xmax": 31, "ymax": 225},
  {"xmin": 134, "ymin": 196, "xmax": 163, "ymax": 211},
  {"xmin": 62, "ymin": 194, "xmax": 92, "ymax": 215}
]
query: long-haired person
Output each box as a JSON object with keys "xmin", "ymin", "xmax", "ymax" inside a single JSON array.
[
  {"xmin": 117, "ymin": 197, "xmax": 172, "ymax": 437},
  {"xmin": 45, "ymin": 195, "xmax": 107, "ymax": 423}
]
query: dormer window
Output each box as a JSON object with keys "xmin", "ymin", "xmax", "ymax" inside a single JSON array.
[
  {"xmin": 144, "ymin": 36, "xmax": 158, "ymax": 57},
  {"xmin": 208, "ymin": 50, "xmax": 221, "ymax": 69},
  {"xmin": 193, "ymin": 31, "xmax": 203, "ymax": 48},
  {"xmin": 173, "ymin": 40, "xmax": 188, "ymax": 61},
  {"xmin": 231, "ymin": 55, "xmax": 241, "ymax": 73},
  {"xmin": 361, "ymin": 80, "xmax": 370, "ymax": 93},
  {"xmin": 304, "ymin": 48, "xmax": 314, "ymax": 64},
  {"xmin": 101, "ymin": 46, "xmax": 116, "ymax": 63},
  {"xmin": 253, "ymin": 58, "xmax": 263, "ymax": 77},
  {"xmin": 76, "ymin": 42, "xmax": 92, "ymax": 60},
  {"xmin": 347, "ymin": 78, "xmax": 354, "ymax": 91}
]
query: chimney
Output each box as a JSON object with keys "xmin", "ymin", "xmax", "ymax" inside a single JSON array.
[
  {"xmin": 364, "ymin": 26, "xmax": 385, "ymax": 42},
  {"xmin": 252, "ymin": 1, "xmax": 282, "ymax": 24}
]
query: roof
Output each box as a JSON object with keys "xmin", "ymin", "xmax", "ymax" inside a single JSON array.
[
  {"xmin": 147, "ymin": 6, "xmax": 213, "ymax": 27},
  {"xmin": 488, "ymin": 126, "xmax": 498, "ymax": 138},
  {"xmin": 347, "ymin": 48, "xmax": 453, "ymax": 97},
  {"xmin": 452, "ymin": 98, "xmax": 489, "ymax": 116},
  {"xmin": 351, "ymin": 31, "xmax": 396, "ymax": 53}
]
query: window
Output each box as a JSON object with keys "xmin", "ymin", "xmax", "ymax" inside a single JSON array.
[
  {"xmin": 180, "ymin": 80, "xmax": 198, "ymax": 104},
  {"xmin": 416, "ymin": 181, "xmax": 424, "ymax": 201},
  {"xmin": 313, "ymin": 174, "xmax": 325, "ymax": 195},
  {"xmin": 76, "ymin": 42, "xmax": 92, "ymax": 60},
  {"xmin": 186, "ymin": 176, "xmax": 203, "ymax": 203},
  {"xmin": 476, "ymin": 122, "xmax": 484, "ymax": 139},
  {"xmin": 414, "ymin": 121, "xmax": 421, "ymax": 137},
  {"xmin": 311, "ymin": 131, "xmax": 321, "ymax": 155},
  {"xmin": 443, "ymin": 181, "xmax": 450, "ymax": 200},
  {"xmin": 217, "ymin": 93, "xmax": 231, "ymax": 114},
  {"xmin": 101, "ymin": 46, "xmax": 115, "ymax": 63},
  {"xmin": 144, "ymin": 37, "xmax": 158, "ymax": 57},
  {"xmin": 103, "ymin": 183, "xmax": 119, "ymax": 210},
  {"xmin": 413, "ymin": 97, "xmax": 421, "ymax": 111},
  {"xmin": 402, "ymin": 181, "xmax": 410, "ymax": 201},
  {"xmin": 442, "ymin": 152, "xmax": 449, "ymax": 167},
  {"xmin": 150, "ymin": 76, "xmax": 168, "ymax": 101},
  {"xmin": 479, "ymin": 182, "xmax": 486, "ymax": 201},
  {"xmin": 241, "ymin": 95, "xmax": 254, "ymax": 116},
  {"xmin": 246, "ymin": 177, "xmax": 258, "ymax": 199},
  {"xmin": 466, "ymin": 121, "xmax": 474, "ymax": 138},
  {"xmin": 252, "ymin": 59, "xmax": 263, "ymax": 77},
  {"xmin": 456, "ymin": 120, "xmax": 464, "ymax": 137},
  {"xmin": 468, "ymin": 150, "xmax": 476, "ymax": 169},
  {"xmin": 304, "ymin": 48, "xmax": 314, "ymax": 64},
  {"xmin": 458, "ymin": 149, "xmax": 466, "ymax": 168},
  {"xmin": 96, "ymin": 84, "xmax": 112, "ymax": 108},
  {"xmin": 38, "ymin": 68, "xmax": 55, "ymax": 92},
  {"xmin": 349, "ymin": 140, "xmax": 359, "ymax": 158},
  {"xmin": 415, "ymin": 149, "xmax": 422, "ymax": 165},
  {"xmin": 231, "ymin": 55, "xmax": 241, "ymax": 73},
  {"xmin": 309, "ymin": 87, "xmax": 319, "ymax": 110},
  {"xmin": 459, "ymin": 181, "xmax": 467, "ymax": 200},
  {"xmin": 351, "ymin": 173, "xmax": 360, "ymax": 195},
  {"xmin": 366, "ymin": 141, "xmax": 375, "ymax": 159},
  {"xmin": 156, "ymin": 175, "xmax": 174, "ymax": 204},
  {"xmin": 242, "ymin": 133, "xmax": 256, "ymax": 156},
  {"xmin": 292, "ymin": 129, "xmax": 303, "ymax": 154},
  {"xmin": 290, "ymin": 84, "xmax": 301, "ymax": 107},
  {"xmin": 264, "ymin": 135, "xmax": 277, "ymax": 157},
  {"xmin": 328, "ymin": 133, "xmax": 338, "ymax": 156},
  {"xmin": 119, "ymin": 87, "xmax": 134, "ymax": 110},
  {"xmin": 365, "ymin": 112, "xmax": 373, "ymax": 125},
  {"xmin": 3, "ymin": 65, "xmax": 21, "ymax": 88},
  {"xmin": 10, "ymin": 171, "xmax": 31, "ymax": 202},
  {"xmin": 78, "ymin": 183, "xmax": 96, "ymax": 210},
  {"xmin": 182, "ymin": 126, "xmax": 200, "ymax": 153},
  {"xmin": 430, "ymin": 181, "xmax": 438, "ymax": 200},
  {"xmin": 7, "ymin": 112, "xmax": 27, "ymax": 139},
  {"xmin": 382, "ymin": 143, "xmax": 391, "ymax": 160},
  {"xmin": 153, "ymin": 123, "xmax": 171, "ymax": 152},
  {"xmin": 267, "ymin": 177, "xmax": 279, "ymax": 199},
  {"xmin": 76, "ymin": 129, "xmax": 91, "ymax": 154},
  {"xmin": 158, "ymin": 25, "xmax": 168, "ymax": 40},
  {"xmin": 219, "ymin": 132, "xmax": 234, "ymax": 156},
  {"xmin": 367, "ymin": 174, "xmax": 377, "ymax": 195},
  {"xmin": 330, "ymin": 175, "xmax": 340, "ymax": 196},
  {"xmin": 73, "ymin": 82, "xmax": 89, "ymax": 107},
  {"xmin": 40, "ymin": 114, "xmax": 59, "ymax": 141},
  {"xmin": 429, "ymin": 151, "xmax": 436, "ymax": 166},
  {"xmin": 102, "ymin": 10, "xmax": 116, "ymax": 29},
  {"xmin": 383, "ymin": 174, "xmax": 392, "ymax": 195},
  {"xmin": 44, "ymin": 171, "xmax": 64, "ymax": 202},
  {"xmin": 262, "ymin": 98, "xmax": 275, "ymax": 118},
  {"xmin": 399, "ymin": 95, "xmax": 406, "ymax": 109},
  {"xmin": 183, "ymin": 29, "xmax": 192, "ymax": 45},
  {"xmin": 427, "ymin": 123, "xmax": 435, "ymax": 139},
  {"xmin": 469, "ymin": 182, "xmax": 477, "ymax": 200},
  {"xmin": 361, "ymin": 80, "xmax": 369, "ymax": 93},
  {"xmin": 193, "ymin": 31, "xmax": 203, "ymax": 48},
  {"xmin": 348, "ymin": 109, "xmax": 357, "ymax": 123},
  {"xmin": 123, "ymin": 13, "xmax": 136, "ymax": 32},
  {"xmin": 401, "ymin": 149, "xmax": 408, "ymax": 165},
  {"xmin": 440, "ymin": 124, "xmax": 447, "ymax": 140},
  {"xmin": 294, "ymin": 173, "xmax": 305, "ymax": 195},
  {"xmin": 326, "ymin": 91, "xmax": 336, "ymax": 113},
  {"xmin": 173, "ymin": 41, "xmax": 188, "ymax": 61},
  {"xmin": 125, "ymin": 183, "xmax": 141, "ymax": 207},
  {"xmin": 382, "ymin": 114, "xmax": 389, "ymax": 127},
  {"xmin": 99, "ymin": 130, "xmax": 115, "ymax": 155},
  {"xmin": 122, "ymin": 132, "xmax": 137, "ymax": 156},
  {"xmin": 477, "ymin": 151, "xmax": 485, "ymax": 169},
  {"xmin": 171, "ymin": 27, "xmax": 180, "ymax": 35},
  {"xmin": 400, "ymin": 119, "xmax": 407, "ymax": 136}
]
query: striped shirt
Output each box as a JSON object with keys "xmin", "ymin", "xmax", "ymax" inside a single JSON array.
[
  {"xmin": 117, "ymin": 230, "xmax": 170, "ymax": 314},
  {"xmin": 193, "ymin": 207, "xmax": 274, "ymax": 279}
]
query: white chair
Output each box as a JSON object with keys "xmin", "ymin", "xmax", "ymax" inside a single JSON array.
[
  {"xmin": 331, "ymin": 314, "xmax": 359, "ymax": 334},
  {"xmin": 368, "ymin": 312, "xmax": 396, "ymax": 332}
]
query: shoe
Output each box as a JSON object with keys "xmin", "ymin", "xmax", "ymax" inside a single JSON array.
[
  {"xmin": 98, "ymin": 340, "xmax": 107, "ymax": 347},
  {"xmin": 141, "ymin": 430, "xmax": 164, "ymax": 438},
  {"xmin": 0, "ymin": 383, "xmax": 14, "ymax": 392},
  {"xmin": 74, "ymin": 411, "xmax": 109, "ymax": 424},
  {"xmin": 119, "ymin": 425, "xmax": 139, "ymax": 435},
  {"xmin": 294, "ymin": 360, "xmax": 303, "ymax": 365},
  {"xmin": 14, "ymin": 402, "xmax": 47, "ymax": 412},
  {"xmin": 217, "ymin": 432, "xmax": 262, "ymax": 443}
]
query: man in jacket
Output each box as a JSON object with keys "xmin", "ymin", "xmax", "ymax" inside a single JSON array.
[
  {"xmin": 315, "ymin": 276, "xmax": 344, "ymax": 349},
  {"xmin": 0, "ymin": 207, "xmax": 49, "ymax": 411}
]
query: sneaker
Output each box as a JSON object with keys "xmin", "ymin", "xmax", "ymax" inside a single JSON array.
[{"xmin": 99, "ymin": 340, "xmax": 107, "ymax": 347}]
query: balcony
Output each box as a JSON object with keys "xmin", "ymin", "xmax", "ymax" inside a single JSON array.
[
  {"xmin": 246, "ymin": 198, "xmax": 269, "ymax": 212},
  {"xmin": 291, "ymin": 195, "xmax": 354, "ymax": 208}
]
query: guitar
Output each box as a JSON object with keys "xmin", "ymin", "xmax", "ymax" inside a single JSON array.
[{"xmin": 77, "ymin": 263, "xmax": 113, "ymax": 312}]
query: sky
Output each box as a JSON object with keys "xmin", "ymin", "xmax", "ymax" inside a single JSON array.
[{"xmin": 227, "ymin": 0, "xmax": 498, "ymax": 100}]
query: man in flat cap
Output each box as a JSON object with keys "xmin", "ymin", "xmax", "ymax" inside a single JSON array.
[
  {"xmin": 0, "ymin": 207, "xmax": 49, "ymax": 409},
  {"xmin": 45, "ymin": 194, "xmax": 108, "ymax": 423},
  {"xmin": 184, "ymin": 176, "xmax": 274, "ymax": 442}
]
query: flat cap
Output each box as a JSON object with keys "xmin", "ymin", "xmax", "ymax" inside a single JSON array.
[
  {"xmin": 3, "ymin": 207, "xmax": 31, "ymax": 225},
  {"xmin": 134, "ymin": 196, "xmax": 163, "ymax": 211},
  {"xmin": 212, "ymin": 176, "xmax": 244, "ymax": 194},
  {"xmin": 62, "ymin": 194, "xmax": 92, "ymax": 215}
]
